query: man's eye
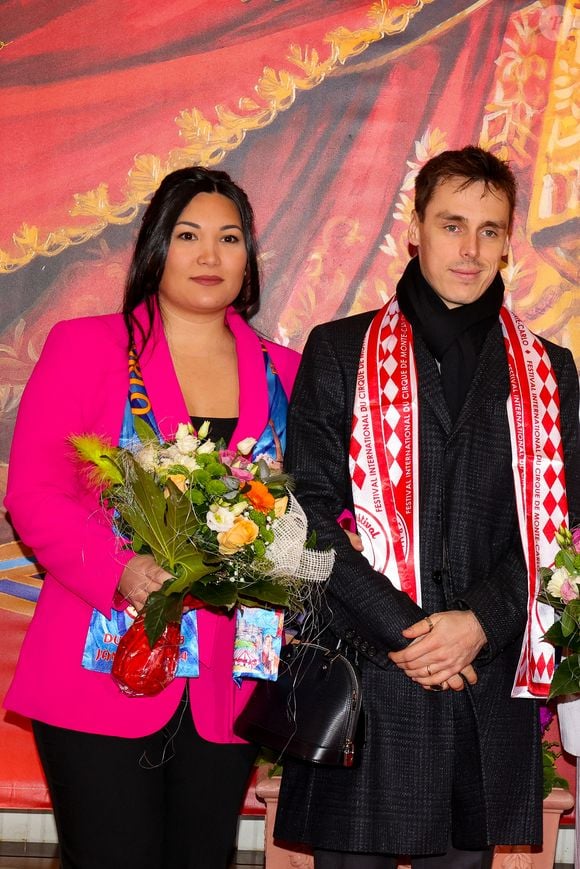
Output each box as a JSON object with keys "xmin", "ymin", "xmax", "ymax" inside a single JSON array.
[
  {"xmin": 482, "ymin": 229, "xmax": 498, "ymax": 238},
  {"xmin": 444, "ymin": 225, "xmax": 459, "ymax": 233}
]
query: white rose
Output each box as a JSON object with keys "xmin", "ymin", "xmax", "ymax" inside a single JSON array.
[
  {"xmin": 547, "ymin": 566, "xmax": 569, "ymax": 600},
  {"xmin": 236, "ymin": 436, "xmax": 257, "ymax": 456},
  {"xmin": 177, "ymin": 435, "xmax": 200, "ymax": 454},
  {"xmin": 197, "ymin": 439, "xmax": 216, "ymax": 455},
  {"xmin": 175, "ymin": 423, "xmax": 191, "ymax": 440},
  {"xmin": 206, "ymin": 505, "xmax": 236, "ymax": 531}
]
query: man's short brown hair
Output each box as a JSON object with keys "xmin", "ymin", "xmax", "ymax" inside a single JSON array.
[{"xmin": 414, "ymin": 146, "xmax": 517, "ymax": 229}]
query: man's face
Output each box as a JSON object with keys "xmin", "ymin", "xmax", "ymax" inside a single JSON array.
[{"xmin": 408, "ymin": 177, "xmax": 511, "ymax": 308}]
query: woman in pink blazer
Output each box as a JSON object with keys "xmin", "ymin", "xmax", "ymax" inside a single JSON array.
[{"xmin": 4, "ymin": 167, "xmax": 300, "ymax": 869}]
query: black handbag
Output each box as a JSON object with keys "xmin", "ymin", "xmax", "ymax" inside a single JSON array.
[{"xmin": 234, "ymin": 641, "xmax": 363, "ymax": 767}]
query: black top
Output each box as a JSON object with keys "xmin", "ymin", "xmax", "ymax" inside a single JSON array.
[{"xmin": 189, "ymin": 415, "xmax": 238, "ymax": 445}]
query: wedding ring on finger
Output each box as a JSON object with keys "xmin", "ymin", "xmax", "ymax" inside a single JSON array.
[
  {"xmin": 426, "ymin": 664, "xmax": 433, "ymax": 677},
  {"xmin": 424, "ymin": 615, "xmax": 434, "ymax": 632},
  {"xmin": 430, "ymin": 684, "xmax": 444, "ymax": 692}
]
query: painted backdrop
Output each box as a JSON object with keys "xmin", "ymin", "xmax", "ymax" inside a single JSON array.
[{"xmin": 0, "ymin": 0, "xmax": 578, "ymax": 821}]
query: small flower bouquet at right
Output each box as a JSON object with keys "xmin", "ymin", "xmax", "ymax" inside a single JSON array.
[{"xmin": 538, "ymin": 524, "xmax": 580, "ymax": 699}]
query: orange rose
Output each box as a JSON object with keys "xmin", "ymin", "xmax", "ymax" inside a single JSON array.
[
  {"xmin": 163, "ymin": 473, "xmax": 187, "ymax": 498},
  {"xmin": 274, "ymin": 495, "xmax": 288, "ymax": 518},
  {"xmin": 244, "ymin": 480, "xmax": 275, "ymax": 513},
  {"xmin": 217, "ymin": 516, "xmax": 260, "ymax": 555},
  {"xmin": 167, "ymin": 474, "xmax": 187, "ymax": 493}
]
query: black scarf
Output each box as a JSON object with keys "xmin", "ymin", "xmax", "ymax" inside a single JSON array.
[{"xmin": 396, "ymin": 256, "xmax": 504, "ymax": 422}]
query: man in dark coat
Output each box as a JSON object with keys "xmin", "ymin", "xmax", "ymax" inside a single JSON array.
[{"xmin": 274, "ymin": 146, "xmax": 580, "ymax": 868}]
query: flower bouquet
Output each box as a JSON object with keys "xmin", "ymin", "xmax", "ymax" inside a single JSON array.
[
  {"xmin": 72, "ymin": 419, "xmax": 334, "ymax": 695},
  {"xmin": 538, "ymin": 524, "xmax": 580, "ymax": 699}
]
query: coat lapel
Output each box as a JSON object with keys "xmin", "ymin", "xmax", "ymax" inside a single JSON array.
[
  {"xmin": 413, "ymin": 336, "xmax": 452, "ymax": 435},
  {"xmin": 453, "ymin": 323, "xmax": 509, "ymax": 432},
  {"xmin": 413, "ymin": 322, "xmax": 509, "ymax": 437}
]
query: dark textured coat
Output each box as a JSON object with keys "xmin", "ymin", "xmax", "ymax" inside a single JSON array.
[{"xmin": 274, "ymin": 311, "xmax": 580, "ymax": 856}]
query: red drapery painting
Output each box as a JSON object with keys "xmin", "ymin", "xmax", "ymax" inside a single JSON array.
[{"xmin": 0, "ymin": 0, "xmax": 577, "ymax": 828}]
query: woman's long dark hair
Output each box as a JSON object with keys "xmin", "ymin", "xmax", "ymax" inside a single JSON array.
[{"xmin": 122, "ymin": 166, "xmax": 260, "ymax": 349}]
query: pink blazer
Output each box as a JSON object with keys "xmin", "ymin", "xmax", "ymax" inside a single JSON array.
[{"xmin": 3, "ymin": 304, "xmax": 300, "ymax": 741}]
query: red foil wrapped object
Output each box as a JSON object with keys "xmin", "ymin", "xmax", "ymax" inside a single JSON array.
[{"xmin": 111, "ymin": 614, "xmax": 181, "ymax": 697}]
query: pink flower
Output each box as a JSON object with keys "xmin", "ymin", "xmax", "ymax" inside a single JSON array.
[
  {"xmin": 218, "ymin": 450, "xmax": 254, "ymax": 479},
  {"xmin": 571, "ymin": 526, "xmax": 580, "ymax": 549},
  {"xmin": 230, "ymin": 466, "xmax": 254, "ymax": 481},
  {"xmin": 560, "ymin": 578, "xmax": 580, "ymax": 604},
  {"xmin": 539, "ymin": 703, "xmax": 554, "ymax": 735},
  {"xmin": 218, "ymin": 449, "xmax": 237, "ymax": 466},
  {"xmin": 219, "ymin": 449, "xmax": 256, "ymax": 481}
]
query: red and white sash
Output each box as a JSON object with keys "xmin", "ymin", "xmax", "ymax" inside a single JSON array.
[
  {"xmin": 500, "ymin": 308, "xmax": 568, "ymax": 697},
  {"xmin": 349, "ymin": 298, "xmax": 568, "ymax": 698},
  {"xmin": 350, "ymin": 296, "xmax": 421, "ymax": 604}
]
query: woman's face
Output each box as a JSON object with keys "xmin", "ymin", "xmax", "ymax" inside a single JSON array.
[{"xmin": 159, "ymin": 192, "xmax": 248, "ymax": 320}]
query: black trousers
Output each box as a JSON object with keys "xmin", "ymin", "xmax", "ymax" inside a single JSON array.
[
  {"xmin": 314, "ymin": 844, "xmax": 494, "ymax": 869},
  {"xmin": 32, "ymin": 693, "xmax": 257, "ymax": 869}
]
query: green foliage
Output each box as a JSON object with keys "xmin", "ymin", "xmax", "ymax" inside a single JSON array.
[
  {"xmin": 544, "ymin": 599, "xmax": 580, "ymax": 700},
  {"xmin": 237, "ymin": 579, "xmax": 291, "ymax": 608},
  {"xmin": 168, "ymin": 552, "xmax": 220, "ymax": 594},
  {"xmin": 132, "ymin": 417, "xmax": 159, "ymax": 445},
  {"xmin": 549, "ymin": 654, "xmax": 580, "ymax": 700},
  {"xmin": 555, "ymin": 549, "xmax": 580, "ymax": 574},
  {"xmin": 305, "ymin": 530, "xmax": 318, "ymax": 549},
  {"xmin": 185, "ymin": 581, "xmax": 239, "ymax": 609},
  {"xmin": 191, "ymin": 469, "xmax": 211, "ymax": 487},
  {"xmin": 262, "ymin": 528, "xmax": 275, "ymax": 545},
  {"xmin": 253, "ymin": 539, "xmax": 266, "ymax": 558},
  {"xmin": 205, "ymin": 479, "xmax": 229, "ymax": 496},
  {"xmin": 542, "ymin": 741, "xmax": 569, "ymax": 799},
  {"xmin": 249, "ymin": 509, "xmax": 266, "ymax": 528},
  {"xmin": 206, "ymin": 461, "xmax": 227, "ymax": 477},
  {"xmin": 113, "ymin": 458, "xmax": 179, "ymax": 566},
  {"xmin": 560, "ymin": 599, "xmax": 580, "ymax": 640},
  {"xmin": 143, "ymin": 587, "xmax": 186, "ymax": 647}
]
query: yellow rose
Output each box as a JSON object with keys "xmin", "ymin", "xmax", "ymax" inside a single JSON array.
[{"xmin": 217, "ymin": 517, "xmax": 260, "ymax": 555}]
